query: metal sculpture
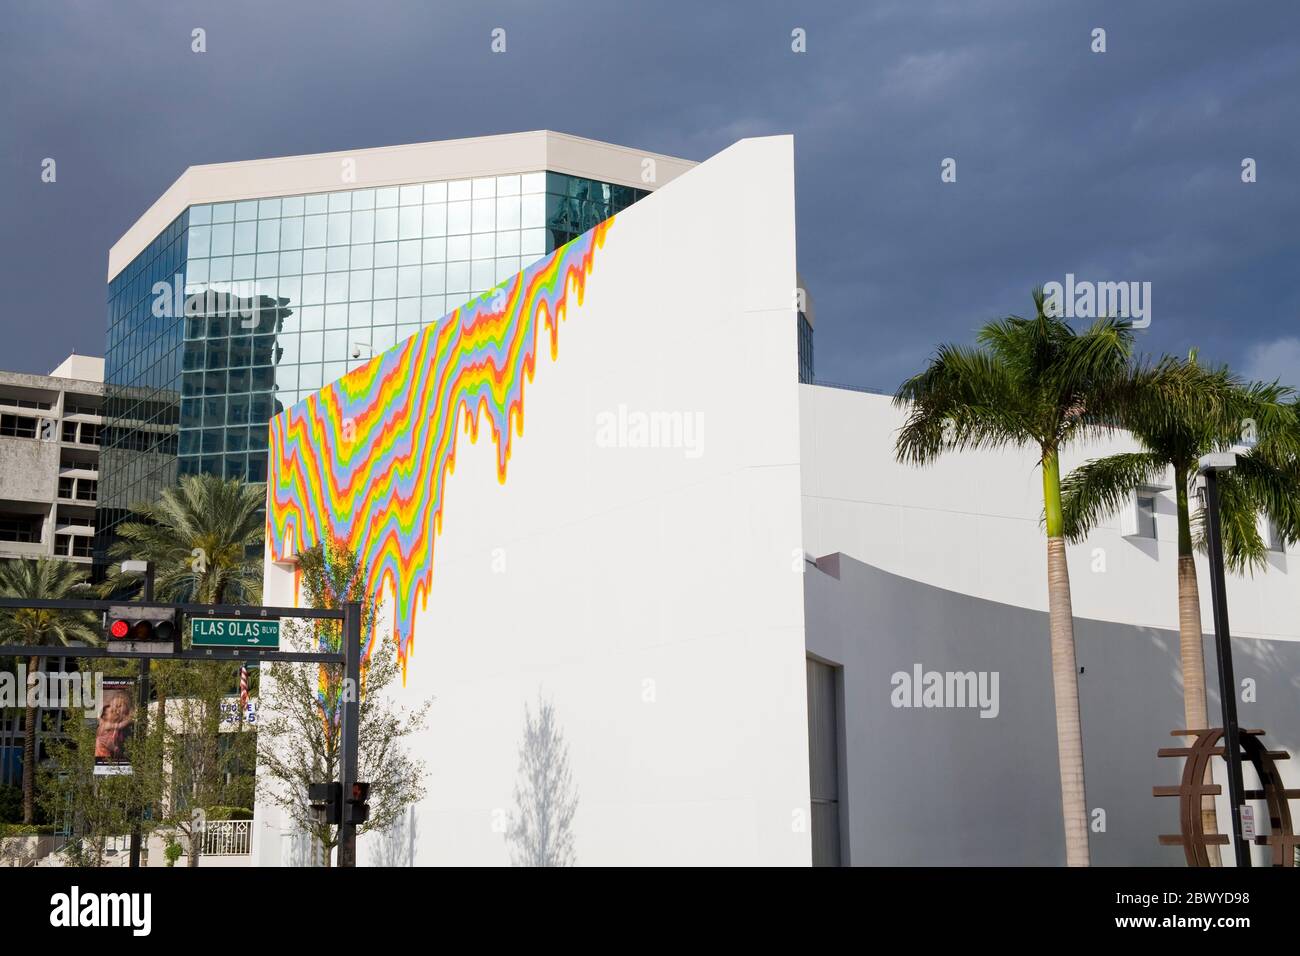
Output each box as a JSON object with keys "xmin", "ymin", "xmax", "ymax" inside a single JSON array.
[{"xmin": 1155, "ymin": 727, "xmax": 1299, "ymax": 867}]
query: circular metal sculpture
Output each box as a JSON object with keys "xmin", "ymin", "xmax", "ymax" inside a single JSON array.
[{"xmin": 1155, "ymin": 728, "xmax": 1299, "ymax": 867}]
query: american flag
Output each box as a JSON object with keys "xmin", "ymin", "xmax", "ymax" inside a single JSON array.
[{"xmin": 239, "ymin": 662, "xmax": 249, "ymax": 723}]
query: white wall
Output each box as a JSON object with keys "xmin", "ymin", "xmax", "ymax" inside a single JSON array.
[
  {"xmin": 800, "ymin": 384, "xmax": 1300, "ymax": 644},
  {"xmin": 254, "ymin": 136, "xmax": 810, "ymax": 866},
  {"xmin": 801, "ymin": 384, "xmax": 1300, "ymax": 866}
]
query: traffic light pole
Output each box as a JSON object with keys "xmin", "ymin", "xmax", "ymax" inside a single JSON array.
[
  {"xmin": 0, "ymin": 596, "xmax": 350, "ymax": 868},
  {"xmin": 336, "ymin": 601, "xmax": 362, "ymax": 868},
  {"xmin": 129, "ymin": 564, "xmax": 155, "ymax": 869}
]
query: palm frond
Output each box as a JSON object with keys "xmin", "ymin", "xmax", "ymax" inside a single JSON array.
[
  {"xmin": 1200, "ymin": 470, "xmax": 1270, "ymax": 576},
  {"xmin": 101, "ymin": 474, "xmax": 266, "ymax": 604},
  {"xmin": 1059, "ymin": 452, "xmax": 1169, "ymax": 542},
  {"xmin": 894, "ymin": 343, "xmax": 1035, "ymax": 465},
  {"xmin": 0, "ymin": 558, "xmax": 100, "ymax": 648}
]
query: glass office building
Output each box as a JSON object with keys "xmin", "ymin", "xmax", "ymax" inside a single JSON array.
[{"xmin": 97, "ymin": 171, "xmax": 647, "ymax": 563}]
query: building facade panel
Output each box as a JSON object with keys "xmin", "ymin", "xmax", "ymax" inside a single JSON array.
[
  {"xmin": 804, "ymin": 554, "xmax": 1300, "ymax": 865},
  {"xmin": 0, "ymin": 360, "xmax": 103, "ymax": 566}
]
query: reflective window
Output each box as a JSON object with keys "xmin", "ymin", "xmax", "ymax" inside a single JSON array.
[{"xmin": 103, "ymin": 170, "xmax": 649, "ymax": 558}]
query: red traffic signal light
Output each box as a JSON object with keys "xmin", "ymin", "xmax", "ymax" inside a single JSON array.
[
  {"xmin": 347, "ymin": 781, "xmax": 371, "ymax": 825},
  {"xmin": 105, "ymin": 606, "xmax": 179, "ymax": 646}
]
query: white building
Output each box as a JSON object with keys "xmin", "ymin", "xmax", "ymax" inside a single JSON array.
[{"xmin": 244, "ymin": 135, "xmax": 1299, "ymax": 866}]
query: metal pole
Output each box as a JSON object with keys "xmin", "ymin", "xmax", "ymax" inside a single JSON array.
[
  {"xmin": 129, "ymin": 563, "xmax": 154, "ymax": 869},
  {"xmin": 1202, "ymin": 471, "xmax": 1251, "ymax": 868},
  {"xmin": 336, "ymin": 601, "xmax": 361, "ymax": 867}
]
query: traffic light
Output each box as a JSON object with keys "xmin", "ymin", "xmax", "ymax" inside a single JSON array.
[
  {"xmin": 308, "ymin": 782, "xmax": 341, "ymax": 826},
  {"xmin": 105, "ymin": 605, "xmax": 178, "ymax": 648},
  {"xmin": 347, "ymin": 782, "xmax": 371, "ymax": 825}
]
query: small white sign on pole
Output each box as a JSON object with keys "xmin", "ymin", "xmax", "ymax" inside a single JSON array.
[{"xmin": 1240, "ymin": 805, "xmax": 1255, "ymax": 841}]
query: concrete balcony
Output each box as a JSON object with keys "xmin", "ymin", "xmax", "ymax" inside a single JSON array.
[{"xmin": 0, "ymin": 539, "xmax": 48, "ymax": 558}]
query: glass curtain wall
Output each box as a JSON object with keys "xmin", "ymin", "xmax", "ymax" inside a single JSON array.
[{"xmin": 97, "ymin": 172, "xmax": 645, "ymax": 564}]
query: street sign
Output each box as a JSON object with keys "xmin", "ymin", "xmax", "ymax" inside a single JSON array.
[{"xmin": 191, "ymin": 617, "xmax": 280, "ymax": 649}]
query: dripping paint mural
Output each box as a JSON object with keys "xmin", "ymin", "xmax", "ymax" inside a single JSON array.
[{"xmin": 267, "ymin": 218, "xmax": 615, "ymax": 672}]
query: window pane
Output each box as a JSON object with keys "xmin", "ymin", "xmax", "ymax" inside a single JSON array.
[
  {"xmin": 280, "ymin": 217, "xmax": 305, "ymax": 250},
  {"xmin": 304, "ymin": 215, "xmax": 327, "ymax": 248},
  {"xmin": 521, "ymin": 194, "xmax": 544, "ymax": 229},
  {"xmin": 188, "ymin": 226, "xmax": 211, "ymax": 258},
  {"xmin": 447, "ymin": 201, "xmax": 471, "ymax": 235},
  {"xmin": 210, "ymin": 223, "xmax": 234, "ymax": 257},
  {"xmin": 257, "ymin": 220, "xmax": 280, "ymax": 252},
  {"xmin": 327, "ymin": 212, "xmax": 351, "ymax": 245},
  {"xmin": 472, "ymin": 198, "xmax": 495, "ymax": 232},
  {"xmin": 496, "ymin": 196, "xmax": 521, "ymax": 230},
  {"xmin": 351, "ymin": 209, "xmax": 375, "ymax": 244}
]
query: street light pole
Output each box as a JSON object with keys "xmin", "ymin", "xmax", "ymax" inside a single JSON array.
[{"xmin": 1198, "ymin": 455, "xmax": 1252, "ymax": 868}]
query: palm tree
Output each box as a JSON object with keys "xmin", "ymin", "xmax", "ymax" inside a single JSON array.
[
  {"xmin": 1060, "ymin": 359, "xmax": 1297, "ymax": 863},
  {"xmin": 1205, "ymin": 395, "xmax": 1300, "ymax": 572},
  {"xmin": 98, "ymin": 473, "xmax": 266, "ymax": 751},
  {"xmin": 894, "ymin": 290, "xmax": 1216, "ymax": 866},
  {"xmin": 100, "ymin": 474, "xmax": 265, "ymax": 605},
  {"xmin": 0, "ymin": 559, "xmax": 100, "ymax": 823}
]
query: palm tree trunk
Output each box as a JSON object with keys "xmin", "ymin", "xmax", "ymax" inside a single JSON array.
[
  {"xmin": 1043, "ymin": 450, "xmax": 1091, "ymax": 866},
  {"xmin": 21, "ymin": 655, "xmax": 39, "ymax": 824},
  {"xmin": 1175, "ymin": 471, "xmax": 1221, "ymax": 865}
]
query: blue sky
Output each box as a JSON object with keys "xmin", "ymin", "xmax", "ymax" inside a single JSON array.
[{"xmin": 3, "ymin": 0, "xmax": 1298, "ymax": 390}]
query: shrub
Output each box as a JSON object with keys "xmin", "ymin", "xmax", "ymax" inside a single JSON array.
[
  {"xmin": 0, "ymin": 784, "xmax": 21, "ymax": 824},
  {"xmin": 0, "ymin": 822, "xmax": 57, "ymax": 837}
]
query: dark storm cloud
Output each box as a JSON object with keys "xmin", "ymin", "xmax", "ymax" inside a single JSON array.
[{"xmin": 2, "ymin": 0, "xmax": 1298, "ymax": 388}]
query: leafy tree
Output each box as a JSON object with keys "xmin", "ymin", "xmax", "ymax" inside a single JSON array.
[
  {"xmin": 894, "ymin": 290, "xmax": 1223, "ymax": 866},
  {"xmin": 257, "ymin": 539, "xmax": 430, "ymax": 866},
  {"xmin": 37, "ymin": 659, "xmax": 145, "ymax": 866},
  {"xmin": 0, "ymin": 559, "xmax": 99, "ymax": 823},
  {"xmin": 152, "ymin": 661, "xmax": 255, "ymax": 866}
]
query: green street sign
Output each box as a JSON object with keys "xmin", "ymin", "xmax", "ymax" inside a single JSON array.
[{"xmin": 191, "ymin": 617, "xmax": 280, "ymax": 649}]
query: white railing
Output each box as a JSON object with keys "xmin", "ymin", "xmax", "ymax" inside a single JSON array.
[{"xmin": 202, "ymin": 820, "xmax": 252, "ymax": 856}]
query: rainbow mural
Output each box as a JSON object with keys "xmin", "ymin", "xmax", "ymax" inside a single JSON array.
[{"xmin": 268, "ymin": 218, "xmax": 614, "ymax": 673}]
